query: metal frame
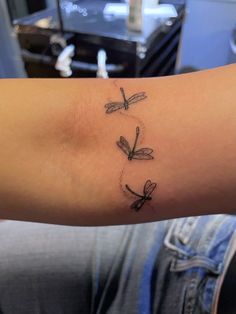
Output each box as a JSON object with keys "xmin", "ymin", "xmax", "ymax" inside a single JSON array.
[{"xmin": 0, "ymin": 0, "xmax": 26, "ymax": 77}]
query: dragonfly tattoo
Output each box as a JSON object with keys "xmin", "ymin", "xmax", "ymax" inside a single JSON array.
[
  {"xmin": 125, "ymin": 180, "xmax": 157, "ymax": 211},
  {"xmin": 117, "ymin": 126, "xmax": 153, "ymax": 161},
  {"xmin": 105, "ymin": 87, "xmax": 147, "ymax": 114}
]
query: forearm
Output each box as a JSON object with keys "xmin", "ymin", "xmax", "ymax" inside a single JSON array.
[{"xmin": 0, "ymin": 65, "xmax": 235, "ymax": 226}]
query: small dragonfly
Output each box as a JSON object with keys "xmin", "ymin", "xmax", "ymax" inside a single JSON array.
[
  {"xmin": 117, "ymin": 126, "xmax": 153, "ymax": 161},
  {"xmin": 125, "ymin": 180, "xmax": 157, "ymax": 211},
  {"xmin": 105, "ymin": 87, "xmax": 147, "ymax": 114}
]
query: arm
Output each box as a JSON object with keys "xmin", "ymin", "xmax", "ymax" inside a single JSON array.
[{"xmin": 0, "ymin": 65, "xmax": 235, "ymax": 226}]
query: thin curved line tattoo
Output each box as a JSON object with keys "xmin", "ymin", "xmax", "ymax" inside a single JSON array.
[
  {"xmin": 117, "ymin": 126, "xmax": 154, "ymax": 161},
  {"xmin": 118, "ymin": 111, "xmax": 146, "ymax": 144},
  {"xmin": 118, "ymin": 162, "xmax": 142, "ymax": 199},
  {"xmin": 119, "ymin": 163, "xmax": 128, "ymax": 197},
  {"xmin": 104, "ymin": 87, "xmax": 147, "ymax": 114},
  {"xmin": 125, "ymin": 180, "xmax": 157, "ymax": 211}
]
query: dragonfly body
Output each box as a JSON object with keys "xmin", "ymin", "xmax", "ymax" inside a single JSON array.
[
  {"xmin": 120, "ymin": 87, "xmax": 129, "ymax": 110},
  {"xmin": 117, "ymin": 126, "xmax": 154, "ymax": 161},
  {"xmin": 105, "ymin": 87, "xmax": 147, "ymax": 114},
  {"xmin": 128, "ymin": 152, "xmax": 135, "ymax": 160}
]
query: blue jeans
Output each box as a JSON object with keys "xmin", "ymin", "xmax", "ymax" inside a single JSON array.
[{"xmin": 0, "ymin": 215, "xmax": 235, "ymax": 314}]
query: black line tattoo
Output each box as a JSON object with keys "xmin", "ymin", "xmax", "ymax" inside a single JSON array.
[
  {"xmin": 119, "ymin": 163, "xmax": 128, "ymax": 197},
  {"xmin": 104, "ymin": 86, "xmax": 157, "ymax": 211},
  {"xmin": 125, "ymin": 180, "xmax": 157, "ymax": 211},
  {"xmin": 119, "ymin": 112, "xmax": 146, "ymax": 144},
  {"xmin": 117, "ymin": 126, "xmax": 154, "ymax": 161},
  {"xmin": 105, "ymin": 87, "xmax": 147, "ymax": 114}
]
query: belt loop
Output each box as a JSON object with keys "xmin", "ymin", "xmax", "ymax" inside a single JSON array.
[
  {"xmin": 170, "ymin": 256, "xmax": 223, "ymax": 274},
  {"xmin": 164, "ymin": 219, "xmax": 190, "ymax": 257}
]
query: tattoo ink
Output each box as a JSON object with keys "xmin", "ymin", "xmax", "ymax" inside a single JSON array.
[
  {"xmin": 117, "ymin": 126, "xmax": 154, "ymax": 161},
  {"xmin": 125, "ymin": 180, "xmax": 157, "ymax": 211},
  {"xmin": 118, "ymin": 112, "xmax": 146, "ymax": 144},
  {"xmin": 119, "ymin": 163, "xmax": 128, "ymax": 197},
  {"xmin": 105, "ymin": 87, "xmax": 147, "ymax": 114},
  {"xmin": 104, "ymin": 86, "xmax": 157, "ymax": 212}
]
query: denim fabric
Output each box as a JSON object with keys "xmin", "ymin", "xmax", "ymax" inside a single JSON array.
[
  {"xmin": 0, "ymin": 216, "xmax": 235, "ymax": 314},
  {"xmin": 92, "ymin": 215, "xmax": 236, "ymax": 314},
  {"xmin": 161, "ymin": 216, "xmax": 236, "ymax": 314}
]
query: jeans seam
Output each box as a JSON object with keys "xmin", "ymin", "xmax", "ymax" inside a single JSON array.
[{"xmin": 185, "ymin": 278, "xmax": 198, "ymax": 314}]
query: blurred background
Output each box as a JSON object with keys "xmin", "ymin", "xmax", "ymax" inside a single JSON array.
[{"xmin": 0, "ymin": 0, "xmax": 236, "ymax": 79}]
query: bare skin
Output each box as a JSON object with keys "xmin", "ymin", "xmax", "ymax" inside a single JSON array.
[{"xmin": 0, "ymin": 65, "xmax": 235, "ymax": 226}]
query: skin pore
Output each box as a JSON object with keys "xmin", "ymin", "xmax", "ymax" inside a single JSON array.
[{"xmin": 0, "ymin": 65, "xmax": 235, "ymax": 226}]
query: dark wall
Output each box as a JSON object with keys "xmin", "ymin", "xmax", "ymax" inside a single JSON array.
[{"xmin": 26, "ymin": 0, "xmax": 46, "ymax": 14}]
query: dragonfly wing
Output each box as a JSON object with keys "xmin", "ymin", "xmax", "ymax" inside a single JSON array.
[
  {"xmin": 127, "ymin": 92, "xmax": 147, "ymax": 105},
  {"xmin": 133, "ymin": 155, "xmax": 153, "ymax": 160},
  {"xmin": 120, "ymin": 136, "xmax": 131, "ymax": 152},
  {"xmin": 144, "ymin": 181, "xmax": 157, "ymax": 197},
  {"xmin": 130, "ymin": 199, "xmax": 145, "ymax": 211},
  {"xmin": 104, "ymin": 101, "xmax": 122, "ymax": 108},
  {"xmin": 117, "ymin": 137, "xmax": 131, "ymax": 156},
  {"xmin": 135, "ymin": 148, "xmax": 153, "ymax": 154},
  {"xmin": 133, "ymin": 148, "xmax": 154, "ymax": 160},
  {"xmin": 105, "ymin": 102, "xmax": 124, "ymax": 113}
]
